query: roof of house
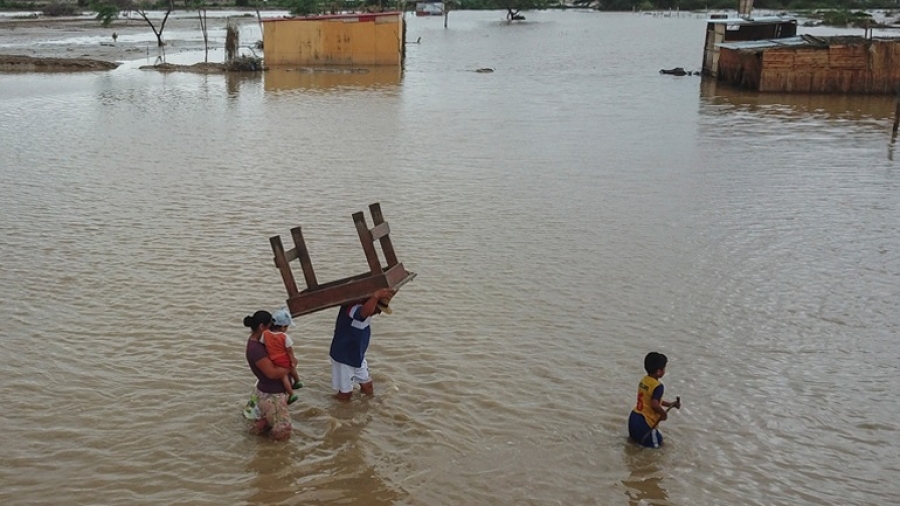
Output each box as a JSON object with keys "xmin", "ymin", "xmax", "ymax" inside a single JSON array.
[
  {"xmin": 718, "ymin": 34, "xmax": 900, "ymax": 51},
  {"xmin": 718, "ymin": 35, "xmax": 810, "ymax": 51},
  {"xmin": 706, "ymin": 15, "xmax": 797, "ymax": 26}
]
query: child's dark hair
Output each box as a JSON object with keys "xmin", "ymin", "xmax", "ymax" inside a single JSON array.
[
  {"xmin": 644, "ymin": 352, "xmax": 668, "ymax": 375},
  {"xmin": 243, "ymin": 310, "xmax": 272, "ymax": 330}
]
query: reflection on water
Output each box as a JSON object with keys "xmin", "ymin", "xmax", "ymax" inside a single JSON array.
[
  {"xmin": 699, "ymin": 78, "xmax": 900, "ymax": 160},
  {"xmin": 264, "ymin": 67, "xmax": 402, "ymax": 92},
  {"xmin": 699, "ymin": 79, "xmax": 897, "ymax": 122},
  {"xmin": 242, "ymin": 398, "xmax": 405, "ymax": 506},
  {"xmin": 622, "ymin": 444, "xmax": 669, "ymax": 506},
  {"xmin": 225, "ymin": 71, "xmax": 262, "ymax": 96}
]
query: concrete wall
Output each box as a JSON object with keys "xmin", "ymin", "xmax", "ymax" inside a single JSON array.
[{"xmin": 262, "ymin": 13, "xmax": 404, "ymax": 66}]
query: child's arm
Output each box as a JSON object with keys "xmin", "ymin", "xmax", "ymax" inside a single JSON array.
[
  {"xmin": 650, "ymin": 385, "xmax": 676, "ymax": 421},
  {"xmin": 287, "ymin": 347, "xmax": 298, "ymax": 369},
  {"xmin": 655, "ymin": 396, "xmax": 682, "ymax": 424},
  {"xmin": 651, "ymin": 398, "xmax": 668, "ymax": 421},
  {"xmin": 662, "ymin": 398, "xmax": 682, "ymax": 409}
]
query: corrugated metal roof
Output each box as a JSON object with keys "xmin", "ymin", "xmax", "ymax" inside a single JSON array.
[
  {"xmin": 706, "ymin": 15, "xmax": 797, "ymax": 26},
  {"xmin": 718, "ymin": 35, "xmax": 823, "ymax": 51}
]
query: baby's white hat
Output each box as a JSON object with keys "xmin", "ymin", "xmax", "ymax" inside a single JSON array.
[{"xmin": 272, "ymin": 308, "xmax": 295, "ymax": 327}]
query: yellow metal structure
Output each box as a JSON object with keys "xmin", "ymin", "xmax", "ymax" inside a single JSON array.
[{"xmin": 262, "ymin": 12, "xmax": 405, "ymax": 66}]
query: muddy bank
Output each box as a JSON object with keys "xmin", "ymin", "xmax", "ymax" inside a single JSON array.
[
  {"xmin": 0, "ymin": 13, "xmax": 263, "ymax": 66},
  {"xmin": 0, "ymin": 54, "xmax": 120, "ymax": 71},
  {"xmin": 138, "ymin": 58, "xmax": 264, "ymax": 73}
]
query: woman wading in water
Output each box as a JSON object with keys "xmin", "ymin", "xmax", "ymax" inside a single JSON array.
[{"xmin": 244, "ymin": 310, "xmax": 293, "ymax": 441}]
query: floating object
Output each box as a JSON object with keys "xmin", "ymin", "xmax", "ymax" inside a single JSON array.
[{"xmin": 659, "ymin": 67, "xmax": 689, "ymax": 76}]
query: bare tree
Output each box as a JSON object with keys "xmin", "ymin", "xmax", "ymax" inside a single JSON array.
[
  {"xmin": 133, "ymin": 0, "xmax": 176, "ymax": 47},
  {"xmin": 197, "ymin": 6, "xmax": 209, "ymax": 62}
]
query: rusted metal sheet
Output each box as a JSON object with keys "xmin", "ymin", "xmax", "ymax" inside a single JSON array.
[{"xmin": 261, "ymin": 12, "xmax": 404, "ymax": 66}]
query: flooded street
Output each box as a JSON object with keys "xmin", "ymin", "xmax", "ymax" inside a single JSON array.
[{"xmin": 1, "ymin": 10, "xmax": 899, "ymax": 506}]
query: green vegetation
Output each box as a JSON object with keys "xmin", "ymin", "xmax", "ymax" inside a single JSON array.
[
  {"xmin": 92, "ymin": 1, "xmax": 118, "ymax": 25},
  {"xmin": 818, "ymin": 9, "xmax": 876, "ymax": 27},
  {"xmin": 281, "ymin": 0, "xmax": 319, "ymax": 15}
]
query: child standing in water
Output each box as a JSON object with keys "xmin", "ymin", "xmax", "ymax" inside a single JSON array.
[
  {"xmin": 629, "ymin": 351, "xmax": 681, "ymax": 448},
  {"xmin": 262, "ymin": 308, "xmax": 303, "ymax": 404}
]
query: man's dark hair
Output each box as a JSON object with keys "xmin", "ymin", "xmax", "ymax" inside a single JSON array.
[{"xmin": 644, "ymin": 352, "xmax": 668, "ymax": 375}]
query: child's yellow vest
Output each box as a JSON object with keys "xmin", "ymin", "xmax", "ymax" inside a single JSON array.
[{"xmin": 633, "ymin": 375, "xmax": 662, "ymax": 426}]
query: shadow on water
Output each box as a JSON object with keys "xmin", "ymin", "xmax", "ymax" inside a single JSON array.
[
  {"xmin": 621, "ymin": 442, "xmax": 669, "ymax": 506},
  {"xmin": 263, "ymin": 66, "xmax": 402, "ymax": 92}
]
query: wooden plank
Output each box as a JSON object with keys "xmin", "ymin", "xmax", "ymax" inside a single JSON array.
[
  {"xmin": 829, "ymin": 45, "xmax": 866, "ymax": 70},
  {"xmin": 287, "ymin": 276, "xmax": 385, "ymax": 315},
  {"xmin": 303, "ymin": 271, "xmax": 373, "ymax": 291},
  {"xmin": 369, "ymin": 202, "xmax": 399, "ymax": 267},
  {"xmin": 384, "ymin": 263, "xmax": 414, "ymax": 285},
  {"xmin": 370, "ymin": 221, "xmax": 390, "ymax": 241},
  {"xmin": 763, "ymin": 50, "xmax": 796, "ymax": 70},
  {"xmin": 793, "ymin": 49, "xmax": 829, "ymax": 68},
  {"xmin": 285, "ymin": 267, "xmax": 416, "ymax": 316},
  {"xmin": 353, "ymin": 211, "xmax": 383, "ymax": 275},
  {"xmin": 270, "ymin": 235, "xmax": 300, "ymax": 297},
  {"xmin": 291, "ymin": 226, "xmax": 319, "ymax": 290}
]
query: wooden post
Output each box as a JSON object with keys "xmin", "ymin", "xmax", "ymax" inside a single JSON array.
[
  {"xmin": 889, "ymin": 87, "xmax": 900, "ymax": 160},
  {"xmin": 353, "ymin": 212, "xmax": 384, "ymax": 275},
  {"xmin": 369, "ymin": 202, "xmax": 399, "ymax": 268},
  {"xmin": 443, "ymin": 0, "xmax": 449, "ymax": 28},
  {"xmin": 290, "ymin": 226, "xmax": 319, "ymax": 290},
  {"xmin": 270, "ymin": 235, "xmax": 300, "ymax": 298},
  {"xmin": 893, "ymin": 99, "xmax": 900, "ymax": 136}
]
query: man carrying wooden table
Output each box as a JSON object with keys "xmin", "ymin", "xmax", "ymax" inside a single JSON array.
[{"xmin": 329, "ymin": 288, "xmax": 395, "ymax": 401}]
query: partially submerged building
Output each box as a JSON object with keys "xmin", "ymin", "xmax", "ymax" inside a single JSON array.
[
  {"xmin": 262, "ymin": 12, "xmax": 405, "ymax": 67},
  {"xmin": 715, "ymin": 35, "xmax": 900, "ymax": 94},
  {"xmin": 702, "ymin": 15, "xmax": 798, "ymax": 78}
]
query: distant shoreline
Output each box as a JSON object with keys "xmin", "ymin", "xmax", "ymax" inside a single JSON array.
[{"xmin": 0, "ymin": 14, "xmax": 263, "ymax": 69}]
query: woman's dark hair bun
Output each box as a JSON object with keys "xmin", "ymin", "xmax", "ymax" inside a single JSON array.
[{"xmin": 244, "ymin": 310, "xmax": 273, "ymax": 330}]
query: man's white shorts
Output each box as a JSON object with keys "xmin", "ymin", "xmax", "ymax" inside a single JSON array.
[{"xmin": 331, "ymin": 358, "xmax": 370, "ymax": 393}]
